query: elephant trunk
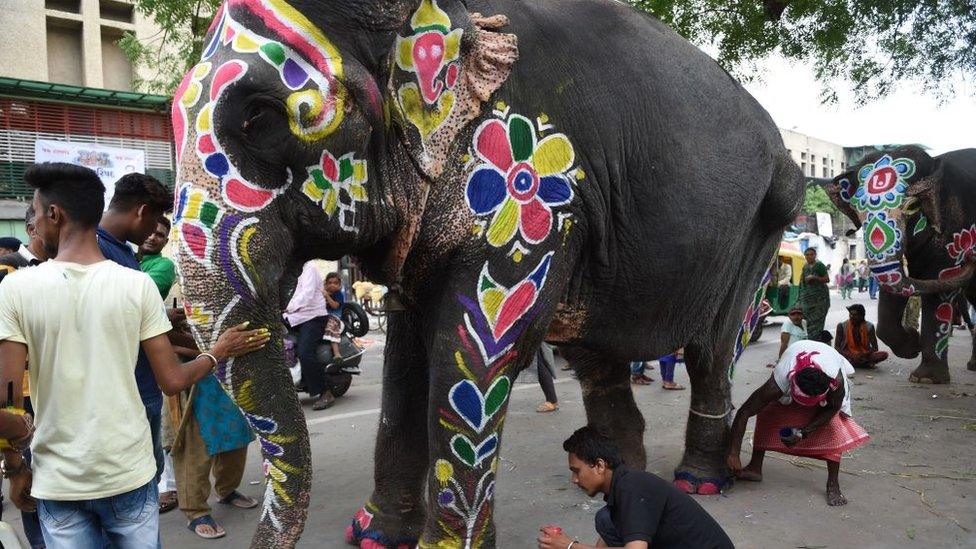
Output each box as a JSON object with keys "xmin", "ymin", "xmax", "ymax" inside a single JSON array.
[
  {"xmin": 874, "ymin": 257, "xmax": 976, "ymax": 296},
  {"xmin": 174, "ymin": 204, "xmax": 312, "ymax": 547}
]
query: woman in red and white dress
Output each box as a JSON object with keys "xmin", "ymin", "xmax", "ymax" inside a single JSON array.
[{"xmin": 726, "ymin": 340, "xmax": 869, "ymax": 506}]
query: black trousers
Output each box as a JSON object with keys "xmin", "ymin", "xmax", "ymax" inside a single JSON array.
[
  {"xmin": 536, "ymin": 343, "xmax": 557, "ymax": 403},
  {"xmin": 595, "ymin": 506, "xmax": 624, "ymax": 546},
  {"xmin": 296, "ymin": 316, "xmax": 335, "ymax": 396}
]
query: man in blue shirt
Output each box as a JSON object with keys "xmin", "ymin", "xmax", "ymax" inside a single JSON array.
[{"xmin": 97, "ymin": 173, "xmax": 175, "ymax": 481}]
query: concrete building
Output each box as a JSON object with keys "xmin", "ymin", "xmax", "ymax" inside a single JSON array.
[
  {"xmin": 0, "ymin": 0, "xmax": 175, "ymax": 210},
  {"xmin": 779, "ymin": 128, "xmax": 848, "ymax": 180}
]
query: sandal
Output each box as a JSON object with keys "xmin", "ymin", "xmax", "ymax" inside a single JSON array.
[
  {"xmin": 218, "ymin": 490, "xmax": 259, "ymax": 509},
  {"xmin": 662, "ymin": 382, "xmax": 686, "ymax": 390},
  {"xmin": 631, "ymin": 374, "xmax": 652, "ymax": 385},
  {"xmin": 536, "ymin": 402, "xmax": 559, "ymax": 413},
  {"xmin": 159, "ymin": 490, "xmax": 178, "ymax": 513},
  {"xmin": 188, "ymin": 515, "xmax": 226, "ymax": 539}
]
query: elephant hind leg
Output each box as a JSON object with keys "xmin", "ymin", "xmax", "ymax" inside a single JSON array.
[
  {"xmin": 673, "ymin": 339, "xmax": 734, "ymax": 496},
  {"xmin": 566, "ymin": 348, "xmax": 646, "ymax": 470}
]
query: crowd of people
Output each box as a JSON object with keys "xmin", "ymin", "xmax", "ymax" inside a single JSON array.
[{"xmin": 0, "ymin": 163, "xmax": 268, "ymax": 547}]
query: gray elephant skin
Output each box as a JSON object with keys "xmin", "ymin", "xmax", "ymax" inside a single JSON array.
[{"xmin": 168, "ymin": 0, "xmax": 804, "ymax": 546}]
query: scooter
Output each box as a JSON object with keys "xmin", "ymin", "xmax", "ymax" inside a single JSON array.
[{"xmin": 284, "ymin": 302, "xmax": 370, "ymax": 399}]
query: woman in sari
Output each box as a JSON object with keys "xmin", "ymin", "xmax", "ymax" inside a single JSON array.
[{"xmin": 799, "ymin": 248, "xmax": 830, "ymax": 341}]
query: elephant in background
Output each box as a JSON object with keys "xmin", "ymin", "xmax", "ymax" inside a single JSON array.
[
  {"xmin": 168, "ymin": 0, "xmax": 803, "ymax": 546},
  {"xmin": 827, "ymin": 147, "xmax": 976, "ymax": 383}
]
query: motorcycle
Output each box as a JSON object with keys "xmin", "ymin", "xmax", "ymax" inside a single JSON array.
[{"xmin": 284, "ymin": 302, "xmax": 370, "ymax": 399}]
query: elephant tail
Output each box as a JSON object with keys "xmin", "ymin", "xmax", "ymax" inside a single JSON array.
[{"xmin": 759, "ymin": 149, "xmax": 805, "ymax": 231}]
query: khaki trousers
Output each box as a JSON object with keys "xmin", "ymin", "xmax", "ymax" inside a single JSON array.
[{"xmin": 172, "ymin": 409, "xmax": 249, "ymax": 521}]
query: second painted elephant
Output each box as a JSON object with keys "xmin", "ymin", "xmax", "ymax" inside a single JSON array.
[
  {"xmin": 827, "ymin": 146, "xmax": 976, "ymax": 384},
  {"xmin": 169, "ymin": 0, "xmax": 803, "ymax": 546}
]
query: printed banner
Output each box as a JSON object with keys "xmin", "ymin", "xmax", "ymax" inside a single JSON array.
[{"xmin": 34, "ymin": 140, "xmax": 146, "ymax": 206}]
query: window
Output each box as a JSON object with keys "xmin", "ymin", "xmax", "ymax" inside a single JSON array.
[
  {"xmin": 811, "ymin": 154, "xmax": 816, "ymax": 166},
  {"xmin": 45, "ymin": 0, "xmax": 81, "ymax": 13},
  {"xmin": 801, "ymin": 152, "xmax": 807, "ymax": 160},
  {"xmin": 823, "ymin": 167, "xmax": 828, "ymax": 177},
  {"xmin": 801, "ymin": 162, "xmax": 807, "ymax": 174},
  {"xmin": 810, "ymin": 164, "xmax": 816, "ymax": 176},
  {"xmin": 101, "ymin": 29, "xmax": 133, "ymax": 91},
  {"xmin": 823, "ymin": 157, "xmax": 828, "ymax": 166},
  {"xmin": 46, "ymin": 19, "xmax": 84, "ymax": 86},
  {"xmin": 99, "ymin": 0, "xmax": 134, "ymax": 23}
]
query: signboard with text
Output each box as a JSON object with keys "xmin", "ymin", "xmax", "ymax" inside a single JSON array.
[{"xmin": 34, "ymin": 140, "xmax": 145, "ymax": 207}]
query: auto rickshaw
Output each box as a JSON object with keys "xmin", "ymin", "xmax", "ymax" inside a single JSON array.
[{"xmin": 764, "ymin": 247, "xmax": 805, "ymax": 315}]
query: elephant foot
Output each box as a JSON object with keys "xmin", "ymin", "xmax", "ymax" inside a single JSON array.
[
  {"xmin": 672, "ymin": 470, "xmax": 731, "ymax": 495},
  {"xmin": 346, "ymin": 504, "xmax": 419, "ymax": 549},
  {"xmin": 908, "ymin": 363, "xmax": 950, "ymax": 384},
  {"xmin": 967, "ymin": 359, "xmax": 976, "ymax": 372}
]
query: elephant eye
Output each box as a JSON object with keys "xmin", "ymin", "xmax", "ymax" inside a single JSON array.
[
  {"xmin": 241, "ymin": 111, "xmax": 265, "ymax": 133},
  {"xmin": 240, "ymin": 96, "xmax": 283, "ymax": 135}
]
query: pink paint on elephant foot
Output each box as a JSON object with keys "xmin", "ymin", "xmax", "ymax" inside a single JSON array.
[
  {"xmin": 673, "ymin": 472, "xmax": 729, "ymax": 495},
  {"xmin": 346, "ymin": 505, "xmax": 418, "ymax": 548}
]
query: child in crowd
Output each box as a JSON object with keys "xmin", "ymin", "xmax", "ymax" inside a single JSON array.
[{"xmin": 323, "ymin": 272, "xmax": 346, "ymax": 363}]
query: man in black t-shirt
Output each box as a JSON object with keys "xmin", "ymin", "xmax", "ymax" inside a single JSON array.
[{"xmin": 538, "ymin": 426, "xmax": 734, "ymax": 549}]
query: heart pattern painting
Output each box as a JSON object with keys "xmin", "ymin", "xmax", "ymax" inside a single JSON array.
[{"xmin": 448, "ymin": 376, "xmax": 510, "ymax": 433}]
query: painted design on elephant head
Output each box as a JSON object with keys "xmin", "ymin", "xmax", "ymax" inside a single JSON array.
[
  {"xmin": 862, "ymin": 211, "xmax": 903, "ymax": 261},
  {"xmin": 174, "ymin": 185, "xmax": 223, "ymax": 267},
  {"xmin": 850, "ymin": 154, "xmax": 915, "ymax": 212},
  {"xmin": 394, "ymin": 0, "xmax": 462, "ymax": 138},
  {"xmin": 213, "ymin": 0, "xmax": 346, "ymax": 142},
  {"xmin": 172, "ymin": 62, "xmax": 212, "ymax": 166},
  {"xmin": 458, "ymin": 252, "xmax": 553, "ymax": 363},
  {"xmin": 300, "ymin": 150, "xmax": 368, "ymax": 231},
  {"xmin": 465, "ymin": 110, "xmax": 578, "ymax": 251},
  {"xmin": 430, "ymin": 458, "xmax": 497, "ymax": 548}
]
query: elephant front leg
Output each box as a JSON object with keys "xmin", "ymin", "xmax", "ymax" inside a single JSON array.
[
  {"xmin": 909, "ymin": 292, "xmax": 957, "ymax": 384},
  {"xmin": 418, "ymin": 326, "xmax": 533, "ymax": 548},
  {"xmin": 349, "ymin": 312, "xmax": 429, "ymax": 548},
  {"xmin": 673, "ymin": 342, "xmax": 734, "ymax": 495}
]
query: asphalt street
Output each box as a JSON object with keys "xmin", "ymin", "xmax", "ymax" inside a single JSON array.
[{"xmin": 2, "ymin": 290, "xmax": 974, "ymax": 548}]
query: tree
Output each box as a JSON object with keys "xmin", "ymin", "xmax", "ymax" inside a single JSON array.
[
  {"xmin": 803, "ymin": 182, "xmax": 846, "ymax": 229},
  {"xmin": 119, "ymin": 0, "xmax": 221, "ymax": 95},
  {"xmin": 629, "ymin": 0, "xmax": 976, "ymax": 104}
]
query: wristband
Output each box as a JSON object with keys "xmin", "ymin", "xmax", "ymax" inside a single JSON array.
[
  {"xmin": 198, "ymin": 352, "xmax": 219, "ymax": 371},
  {"xmin": 567, "ymin": 540, "xmax": 579, "ymax": 549}
]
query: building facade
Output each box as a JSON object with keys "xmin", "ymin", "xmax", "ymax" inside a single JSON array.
[
  {"xmin": 0, "ymin": 0, "xmax": 174, "ymax": 209},
  {"xmin": 779, "ymin": 128, "xmax": 848, "ymax": 180}
]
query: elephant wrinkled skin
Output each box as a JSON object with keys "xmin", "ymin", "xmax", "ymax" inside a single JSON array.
[{"xmin": 169, "ymin": 0, "xmax": 804, "ymax": 546}]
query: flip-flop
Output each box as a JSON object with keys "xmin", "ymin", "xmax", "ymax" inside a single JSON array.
[
  {"xmin": 218, "ymin": 490, "xmax": 259, "ymax": 509},
  {"xmin": 662, "ymin": 383, "xmax": 685, "ymax": 391},
  {"xmin": 536, "ymin": 402, "xmax": 559, "ymax": 413},
  {"xmin": 159, "ymin": 491, "xmax": 178, "ymax": 513},
  {"xmin": 188, "ymin": 515, "xmax": 226, "ymax": 539}
]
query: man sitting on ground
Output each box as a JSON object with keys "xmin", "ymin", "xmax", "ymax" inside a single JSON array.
[
  {"xmin": 538, "ymin": 425, "xmax": 733, "ymax": 549},
  {"xmin": 834, "ymin": 304, "xmax": 887, "ymax": 369}
]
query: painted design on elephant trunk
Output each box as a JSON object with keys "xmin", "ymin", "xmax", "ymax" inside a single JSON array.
[
  {"xmin": 300, "ymin": 150, "xmax": 368, "ymax": 231},
  {"xmin": 933, "ymin": 291, "xmax": 960, "ymax": 359},
  {"xmin": 394, "ymin": 0, "xmax": 462, "ymax": 139},
  {"xmin": 430, "ymin": 459, "xmax": 497, "ymax": 549},
  {"xmin": 837, "ymin": 154, "xmax": 917, "ymax": 295},
  {"xmin": 465, "ymin": 106, "xmax": 581, "ymax": 260}
]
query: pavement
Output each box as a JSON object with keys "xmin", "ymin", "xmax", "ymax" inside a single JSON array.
[{"xmin": 3, "ymin": 291, "xmax": 975, "ymax": 548}]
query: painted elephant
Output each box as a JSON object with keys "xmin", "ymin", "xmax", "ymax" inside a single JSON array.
[
  {"xmin": 827, "ymin": 147, "xmax": 976, "ymax": 384},
  {"xmin": 169, "ymin": 0, "xmax": 803, "ymax": 546}
]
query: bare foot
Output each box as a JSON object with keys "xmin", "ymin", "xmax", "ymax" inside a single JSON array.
[
  {"xmin": 737, "ymin": 468, "xmax": 763, "ymax": 482},
  {"xmin": 826, "ymin": 484, "xmax": 848, "ymax": 506}
]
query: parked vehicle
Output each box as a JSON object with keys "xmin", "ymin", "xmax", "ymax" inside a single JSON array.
[{"xmin": 284, "ymin": 302, "xmax": 370, "ymax": 399}]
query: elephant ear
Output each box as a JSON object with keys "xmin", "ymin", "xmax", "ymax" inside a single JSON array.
[
  {"xmin": 389, "ymin": 0, "xmax": 518, "ymax": 179},
  {"xmin": 905, "ymin": 164, "xmax": 943, "ymax": 235},
  {"xmin": 826, "ymin": 173, "xmax": 863, "ymax": 229}
]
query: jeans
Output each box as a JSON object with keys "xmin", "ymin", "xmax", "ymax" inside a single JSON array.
[
  {"xmin": 145, "ymin": 404, "xmax": 163, "ymax": 483},
  {"xmin": 296, "ymin": 316, "xmax": 331, "ymax": 396},
  {"xmin": 595, "ymin": 506, "xmax": 624, "ymax": 547},
  {"xmin": 38, "ymin": 481, "xmax": 160, "ymax": 549},
  {"xmin": 868, "ymin": 277, "xmax": 879, "ymax": 299},
  {"xmin": 21, "ymin": 397, "xmax": 44, "ymax": 548}
]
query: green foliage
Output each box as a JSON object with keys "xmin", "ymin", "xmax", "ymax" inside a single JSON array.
[
  {"xmin": 118, "ymin": 0, "xmax": 221, "ymax": 95},
  {"xmin": 629, "ymin": 0, "xmax": 976, "ymax": 104},
  {"xmin": 803, "ymin": 183, "xmax": 845, "ymax": 228}
]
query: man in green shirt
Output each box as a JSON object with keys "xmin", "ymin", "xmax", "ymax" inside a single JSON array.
[{"xmin": 139, "ymin": 217, "xmax": 176, "ymax": 299}]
